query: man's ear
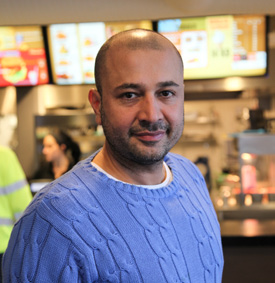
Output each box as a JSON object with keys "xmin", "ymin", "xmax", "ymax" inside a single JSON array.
[{"xmin": 88, "ymin": 89, "xmax": 102, "ymax": 125}]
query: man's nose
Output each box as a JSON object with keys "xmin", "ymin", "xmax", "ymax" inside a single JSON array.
[{"xmin": 138, "ymin": 94, "xmax": 163, "ymax": 123}]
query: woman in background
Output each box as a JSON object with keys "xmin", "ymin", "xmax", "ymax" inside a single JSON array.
[{"xmin": 33, "ymin": 129, "xmax": 81, "ymax": 180}]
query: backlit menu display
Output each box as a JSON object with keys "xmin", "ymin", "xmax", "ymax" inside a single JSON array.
[
  {"xmin": 158, "ymin": 15, "xmax": 267, "ymax": 80},
  {"xmin": 48, "ymin": 21, "xmax": 152, "ymax": 85},
  {"xmin": 0, "ymin": 26, "xmax": 49, "ymax": 87}
]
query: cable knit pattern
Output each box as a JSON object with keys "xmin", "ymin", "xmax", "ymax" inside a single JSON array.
[{"xmin": 3, "ymin": 152, "xmax": 223, "ymax": 283}]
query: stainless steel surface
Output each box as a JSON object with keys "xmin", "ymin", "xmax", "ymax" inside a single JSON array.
[
  {"xmin": 238, "ymin": 133, "xmax": 275, "ymax": 154},
  {"xmin": 217, "ymin": 204, "xmax": 275, "ymax": 220},
  {"xmin": 37, "ymin": 85, "xmax": 91, "ymax": 112},
  {"xmin": 35, "ymin": 112, "xmax": 96, "ymax": 128},
  {"xmin": 220, "ymin": 219, "xmax": 275, "ymax": 236}
]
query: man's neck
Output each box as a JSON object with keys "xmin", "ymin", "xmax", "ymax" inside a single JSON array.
[{"xmin": 92, "ymin": 145, "xmax": 166, "ymax": 186}]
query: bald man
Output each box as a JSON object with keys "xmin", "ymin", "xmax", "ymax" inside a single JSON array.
[{"xmin": 3, "ymin": 29, "xmax": 224, "ymax": 283}]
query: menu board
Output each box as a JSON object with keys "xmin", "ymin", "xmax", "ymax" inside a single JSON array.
[
  {"xmin": 158, "ymin": 15, "xmax": 267, "ymax": 80},
  {"xmin": 48, "ymin": 21, "xmax": 152, "ymax": 85},
  {"xmin": 104, "ymin": 21, "xmax": 153, "ymax": 38},
  {"xmin": 0, "ymin": 26, "xmax": 49, "ymax": 87}
]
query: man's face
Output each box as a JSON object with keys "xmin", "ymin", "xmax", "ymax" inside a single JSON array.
[{"xmin": 96, "ymin": 46, "xmax": 184, "ymax": 165}]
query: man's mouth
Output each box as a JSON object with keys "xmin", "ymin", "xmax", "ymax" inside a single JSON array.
[{"xmin": 133, "ymin": 131, "xmax": 166, "ymax": 142}]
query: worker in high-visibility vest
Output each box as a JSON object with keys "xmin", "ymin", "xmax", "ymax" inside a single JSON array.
[{"xmin": 0, "ymin": 145, "xmax": 32, "ymax": 278}]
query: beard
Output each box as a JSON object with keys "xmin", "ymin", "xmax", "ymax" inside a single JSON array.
[{"xmin": 100, "ymin": 106, "xmax": 184, "ymax": 166}]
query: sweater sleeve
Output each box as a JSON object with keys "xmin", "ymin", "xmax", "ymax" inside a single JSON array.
[{"xmin": 2, "ymin": 211, "xmax": 91, "ymax": 283}]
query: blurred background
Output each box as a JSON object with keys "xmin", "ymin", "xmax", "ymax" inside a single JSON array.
[{"xmin": 1, "ymin": 1, "xmax": 275, "ymax": 282}]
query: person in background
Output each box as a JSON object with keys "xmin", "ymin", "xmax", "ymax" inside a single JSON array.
[
  {"xmin": 2, "ymin": 29, "xmax": 224, "ymax": 282},
  {"xmin": 0, "ymin": 145, "xmax": 32, "ymax": 280},
  {"xmin": 33, "ymin": 129, "xmax": 81, "ymax": 180}
]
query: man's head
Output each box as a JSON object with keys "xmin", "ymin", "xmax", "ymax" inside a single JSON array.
[
  {"xmin": 94, "ymin": 29, "xmax": 183, "ymax": 95},
  {"xmin": 89, "ymin": 29, "xmax": 184, "ymax": 166}
]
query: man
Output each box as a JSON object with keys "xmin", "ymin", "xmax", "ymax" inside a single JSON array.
[
  {"xmin": 2, "ymin": 29, "xmax": 224, "ymax": 282},
  {"xmin": 0, "ymin": 146, "xmax": 32, "ymax": 281}
]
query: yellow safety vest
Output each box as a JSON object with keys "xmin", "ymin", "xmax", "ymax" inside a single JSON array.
[{"xmin": 0, "ymin": 146, "xmax": 32, "ymax": 253}]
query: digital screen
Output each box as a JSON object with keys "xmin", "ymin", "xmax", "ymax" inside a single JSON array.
[
  {"xmin": 157, "ymin": 15, "xmax": 267, "ymax": 80},
  {"xmin": 0, "ymin": 26, "xmax": 49, "ymax": 87},
  {"xmin": 47, "ymin": 21, "xmax": 153, "ymax": 85}
]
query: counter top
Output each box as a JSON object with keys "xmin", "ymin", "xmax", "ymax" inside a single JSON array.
[
  {"xmin": 221, "ymin": 219, "xmax": 275, "ymax": 283},
  {"xmin": 220, "ymin": 219, "xmax": 275, "ymax": 237}
]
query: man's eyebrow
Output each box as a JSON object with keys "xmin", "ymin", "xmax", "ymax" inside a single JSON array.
[
  {"xmin": 157, "ymin": 81, "xmax": 180, "ymax": 88},
  {"xmin": 115, "ymin": 81, "xmax": 180, "ymax": 91},
  {"xmin": 115, "ymin": 83, "xmax": 142, "ymax": 91}
]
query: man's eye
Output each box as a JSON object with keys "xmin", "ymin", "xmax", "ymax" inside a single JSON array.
[
  {"xmin": 160, "ymin": 90, "xmax": 174, "ymax": 97},
  {"xmin": 123, "ymin": 92, "xmax": 137, "ymax": 99}
]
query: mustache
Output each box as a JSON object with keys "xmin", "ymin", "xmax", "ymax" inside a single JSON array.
[{"xmin": 129, "ymin": 120, "xmax": 169, "ymax": 134}]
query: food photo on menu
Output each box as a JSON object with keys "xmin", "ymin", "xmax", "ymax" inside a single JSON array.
[{"xmin": 0, "ymin": 26, "xmax": 49, "ymax": 87}]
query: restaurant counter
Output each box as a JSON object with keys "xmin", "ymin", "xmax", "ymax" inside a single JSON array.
[{"xmin": 221, "ymin": 219, "xmax": 275, "ymax": 283}]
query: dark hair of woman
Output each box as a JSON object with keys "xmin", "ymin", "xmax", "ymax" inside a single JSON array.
[
  {"xmin": 50, "ymin": 129, "xmax": 81, "ymax": 165},
  {"xmin": 33, "ymin": 129, "xmax": 81, "ymax": 180}
]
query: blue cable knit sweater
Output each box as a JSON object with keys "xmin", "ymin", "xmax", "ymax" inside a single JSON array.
[{"xmin": 3, "ymin": 152, "xmax": 224, "ymax": 282}]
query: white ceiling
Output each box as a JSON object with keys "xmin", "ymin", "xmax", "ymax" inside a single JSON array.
[{"xmin": 0, "ymin": 0, "xmax": 275, "ymax": 26}]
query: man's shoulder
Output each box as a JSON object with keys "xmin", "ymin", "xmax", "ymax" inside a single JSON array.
[
  {"xmin": 165, "ymin": 152, "xmax": 203, "ymax": 180},
  {"xmin": 24, "ymin": 157, "xmax": 96, "ymax": 223},
  {"xmin": 165, "ymin": 152, "xmax": 195, "ymax": 168}
]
